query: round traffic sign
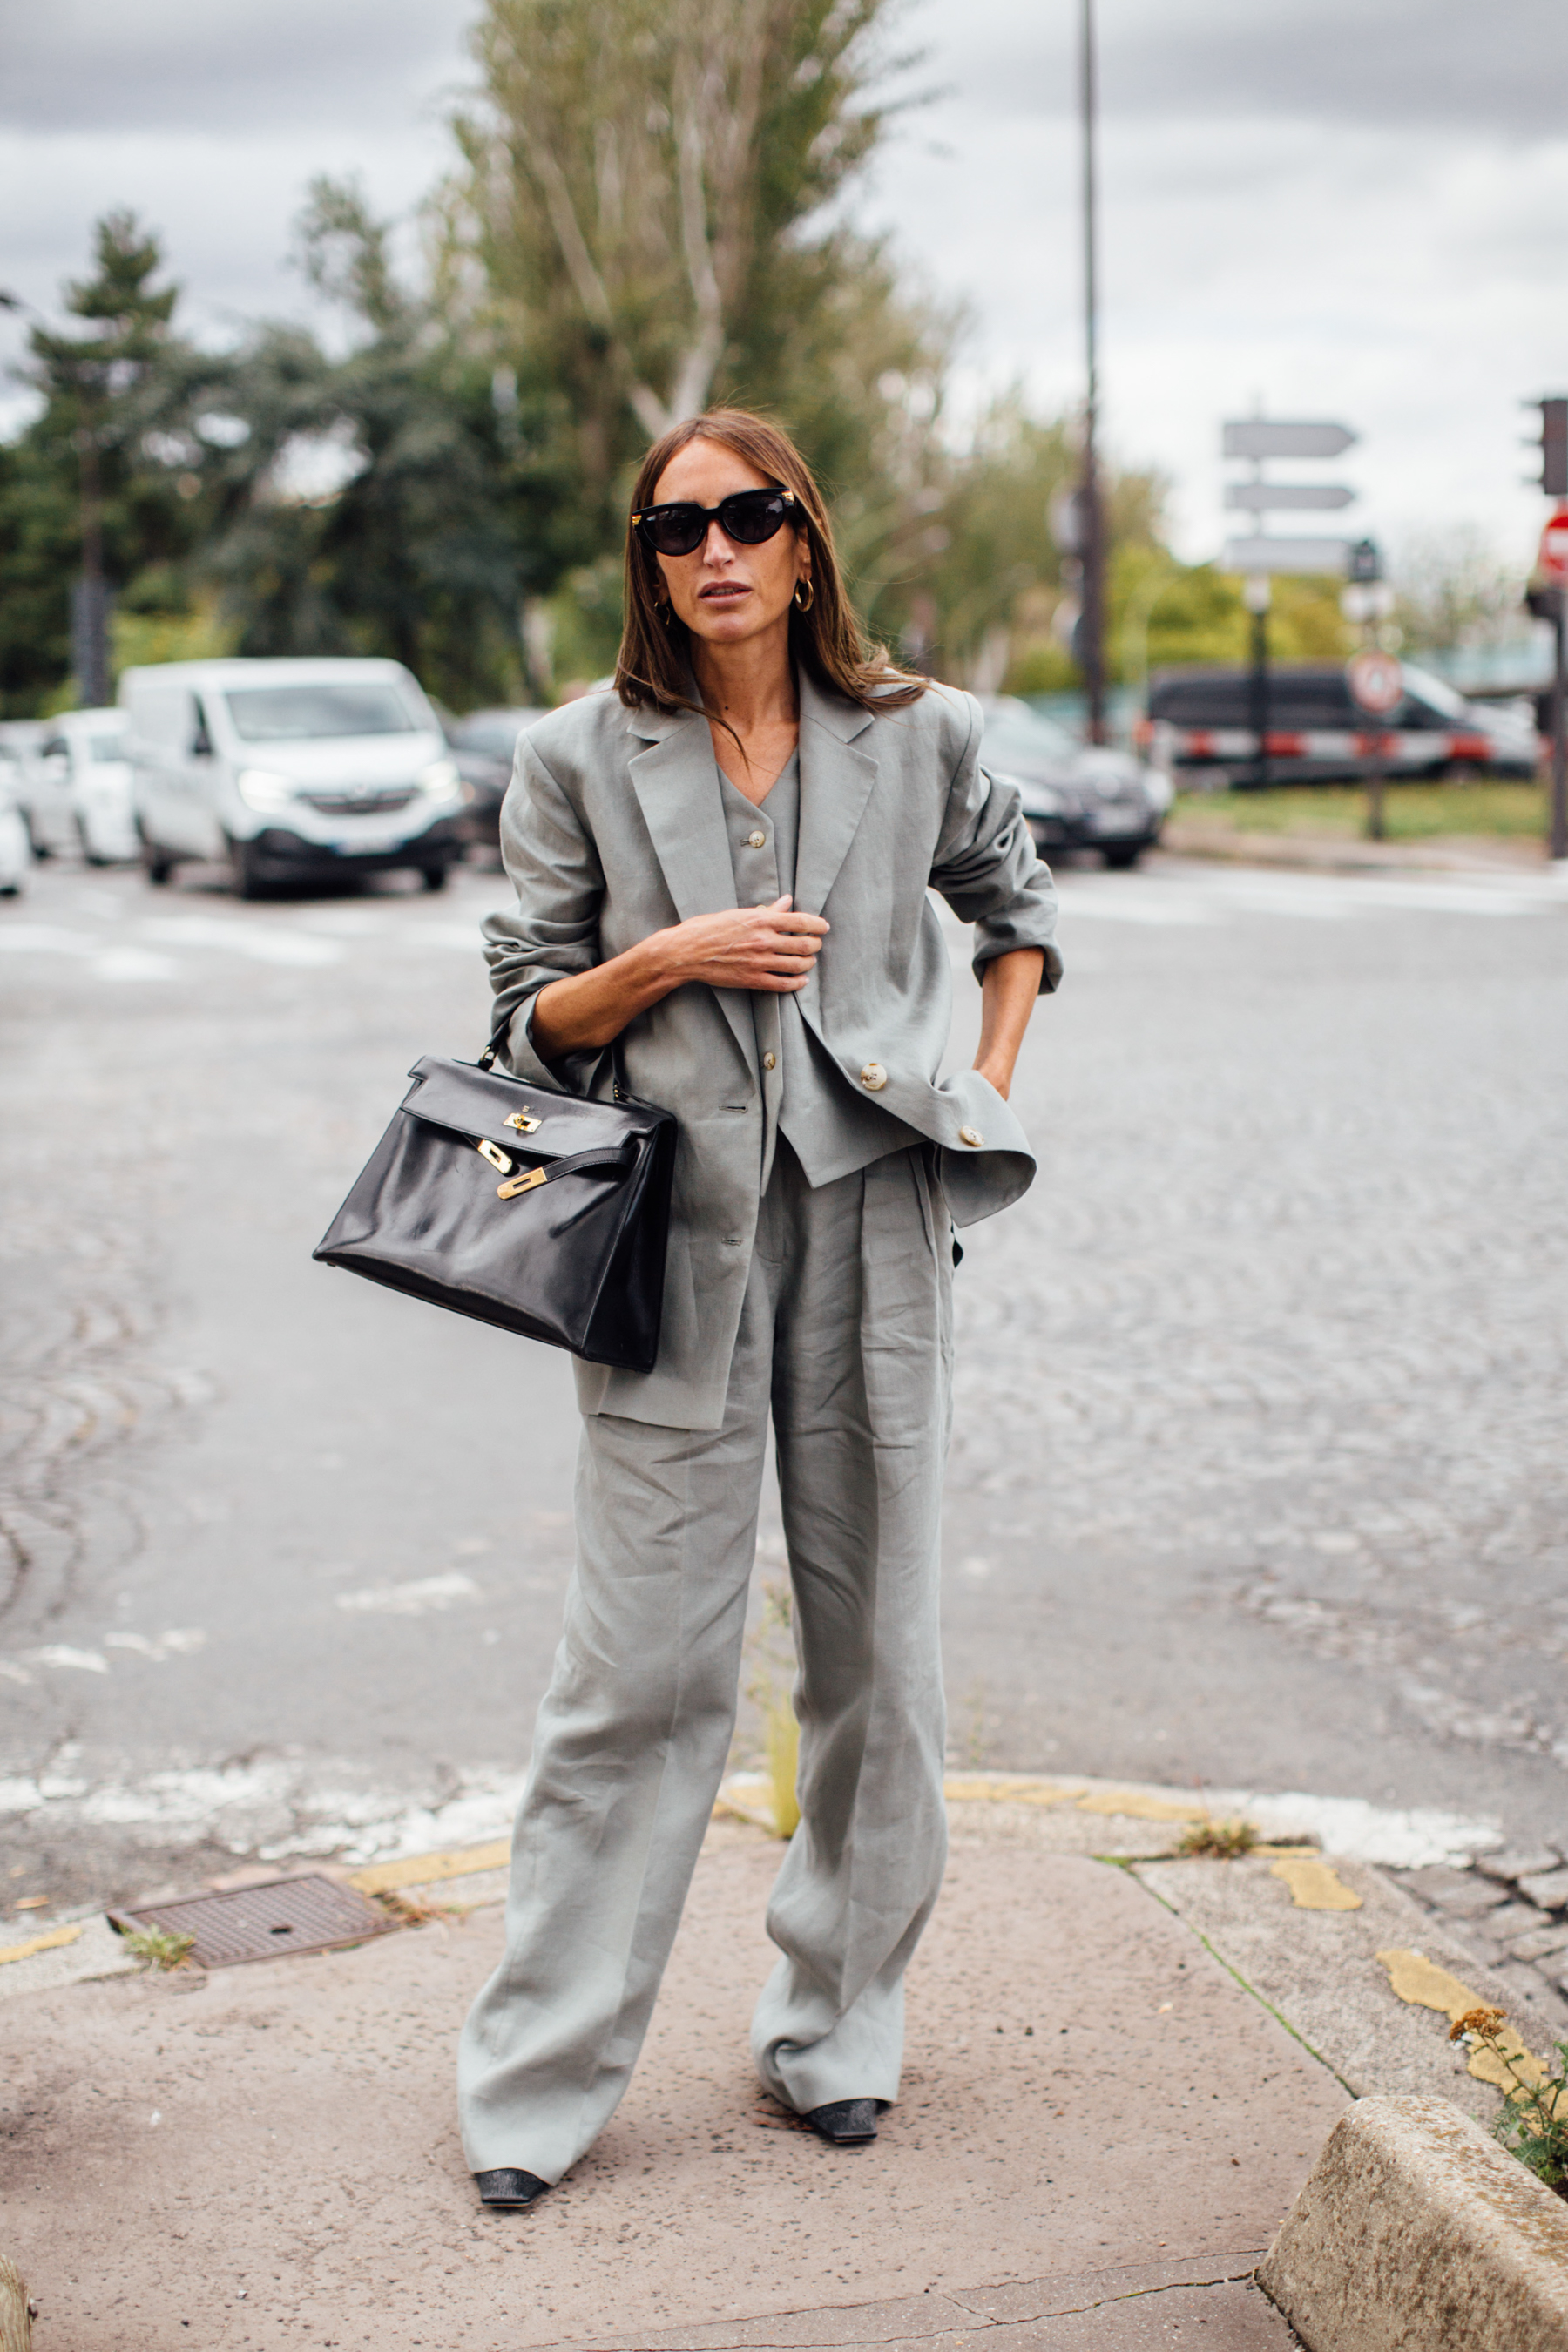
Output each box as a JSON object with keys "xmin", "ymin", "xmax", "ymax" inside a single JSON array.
[
  {"xmin": 1538, "ymin": 506, "xmax": 1568, "ymax": 585},
  {"xmin": 1346, "ymin": 649, "xmax": 1403, "ymax": 717}
]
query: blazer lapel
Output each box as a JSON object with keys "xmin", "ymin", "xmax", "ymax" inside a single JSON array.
[
  {"xmin": 794, "ymin": 672, "xmax": 878, "ymax": 921},
  {"xmin": 626, "ymin": 706, "xmax": 755, "ymax": 1074}
]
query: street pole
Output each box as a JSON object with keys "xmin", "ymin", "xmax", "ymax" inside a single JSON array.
[
  {"xmin": 74, "ymin": 402, "xmax": 110, "ymax": 710},
  {"xmin": 1551, "ymin": 587, "xmax": 1567, "ymax": 862},
  {"xmin": 1078, "ymin": 0, "xmax": 1105, "ymax": 745},
  {"xmin": 1243, "ymin": 573, "xmax": 1270, "ymax": 789}
]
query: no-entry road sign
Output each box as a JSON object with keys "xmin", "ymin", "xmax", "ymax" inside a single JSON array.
[
  {"xmin": 1346, "ymin": 650, "xmax": 1404, "ymax": 717},
  {"xmin": 1538, "ymin": 507, "xmax": 1568, "ymax": 585}
]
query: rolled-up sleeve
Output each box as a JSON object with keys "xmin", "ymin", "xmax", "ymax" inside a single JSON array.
[
  {"xmin": 479, "ymin": 738, "xmax": 605, "ymax": 1088},
  {"xmin": 929, "ymin": 697, "xmax": 1064, "ymax": 993}
]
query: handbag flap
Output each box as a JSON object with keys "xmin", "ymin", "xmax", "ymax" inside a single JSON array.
[{"xmin": 402, "ymin": 1056, "xmax": 666, "ymax": 1159}]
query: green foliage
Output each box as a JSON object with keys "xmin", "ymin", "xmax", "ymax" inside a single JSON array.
[
  {"xmin": 120, "ymin": 1923, "xmax": 196, "ymax": 1971},
  {"xmin": 1177, "ymin": 1815, "xmax": 1260, "ymax": 1859},
  {"xmin": 1450, "ymin": 2011, "xmax": 1568, "ymax": 2200},
  {"xmin": 199, "ymin": 179, "xmax": 588, "ymax": 709},
  {"xmin": 0, "ymin": 211, "xmax": 222, "ymax": 714},
  {"xmin": 1173, "ymin": 782, "xmax": 1546, "ymax": 840}
]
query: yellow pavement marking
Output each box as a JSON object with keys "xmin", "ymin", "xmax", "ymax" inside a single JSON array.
[
  {"xmin": 1271, "ymin": 1856, "xmax": 1362, "ymax": 1911},
  {"xmin": 349, "ymin": 1841, "xmax": 510, "ymax": 1896},
  {"xmin": 1075, "ymin": 1789, "xmax": 1206, "ymax": 1821},
  {"xmin": 0, "ymin": 1921, "xmax": 84, "ymax": 1969},
  {"xmin": 944, "ymin": 1776, "xmax": 1084, "ymax": 1808},
  {"xmin": 1377, "ymin": 1947, "xmax": 1551, "ymax": 2096}
]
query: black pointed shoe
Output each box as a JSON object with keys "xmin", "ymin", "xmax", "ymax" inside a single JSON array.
[
  {"xmin": 803, "ymin": 2098, "xmax": 879, "ymax": 2145},
  {"xmin": 474, "ymin": 2167, "xmax": 551, "ymax": 2208}
]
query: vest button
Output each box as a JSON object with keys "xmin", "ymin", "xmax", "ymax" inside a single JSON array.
[
  {"xmin": 860, "ymin": 1062, "xmax": 888, "ymax": 1092},
  {"xmin": 958, "ymin": 1125, "xmax": 983, "ymax": 1146},
  {"xmin": 747, "ymin": 829, "xmax": 767, "ymax": 848},
  {"xmin": 762, "ymin": 1051, "xmax": 776, "ymax": 1071}
]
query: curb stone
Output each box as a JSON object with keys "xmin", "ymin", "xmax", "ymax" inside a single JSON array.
[
  {"xmin": 1258, "ymin": 2093, "xmax": 1568, "ymax": 2352},
  {"xmin": 1133, "ymin": 1853, "xmax": 1547, "ymax": 2122}
]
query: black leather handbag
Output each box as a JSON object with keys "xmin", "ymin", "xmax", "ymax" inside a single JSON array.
[{"xmin": 313, "ymin": 1046, "xmax": 677, "ymax": 1372}]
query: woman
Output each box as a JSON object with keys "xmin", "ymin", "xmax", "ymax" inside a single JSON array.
[{"xmin": 459, "ymin": 409, "xmax": 1061, "ymax": 2207}]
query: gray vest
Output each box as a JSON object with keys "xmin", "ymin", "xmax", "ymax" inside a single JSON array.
[{"xmin": 718, "ymin": 753, "xmax": 919, "ymax": 1192}]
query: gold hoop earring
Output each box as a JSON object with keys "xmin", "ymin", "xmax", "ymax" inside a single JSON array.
[
  {"xmin": 794, "ymin": 577, "xmax": 814, "ymax": 612},
  {"xmin": 656, "ymin": 599, "xmax": 674, "ymax": 630}
]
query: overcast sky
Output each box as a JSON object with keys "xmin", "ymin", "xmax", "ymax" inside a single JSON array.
[{"xmin": 3, "ymin": 0, "xmax": 1566, "ymax": 568}]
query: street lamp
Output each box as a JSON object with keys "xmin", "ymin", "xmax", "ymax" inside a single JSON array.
[
  {"xmin": 1077, "ymin": 0, "xmax": 1106, "ymax": 746},
  {"xmin": 0, "ymin": 287, "xmax": 111, "ymax": 709}
]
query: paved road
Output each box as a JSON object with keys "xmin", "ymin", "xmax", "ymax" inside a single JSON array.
[{"xmin": 3, "ymin": 852, "xmax": 1567, "ymax": 1910}]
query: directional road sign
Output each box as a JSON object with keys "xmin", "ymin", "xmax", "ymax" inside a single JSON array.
[
  {"xmin": 1346, "ymin": 650, "xmax": 1404, "ymax": 716},
  {"xmin": 1223, "ymin": 420, "xmax": 1358, "ymax": 461},
  {"xmin": 1225, "ymin": 482, "xmax": 1355, "ymax": 511},
  {"xmin": 1538, "ymin": 507, "xmax": 1568, "ymax": 585},
  {"xmin": 1221, "ymin": 535, "xmax": 1352, "ymax": 577}
]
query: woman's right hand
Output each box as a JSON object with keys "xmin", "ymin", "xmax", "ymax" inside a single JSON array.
[
  {"xmin": 530, "ymin": 896, "xmax": 828, "ymax": 1058},
  {"xmin": 659, "ymin": 896, "xmax": 828, "ymax": 994}
]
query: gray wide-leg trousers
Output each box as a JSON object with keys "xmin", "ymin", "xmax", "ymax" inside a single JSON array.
[{"xmin": 456, "ymin": 1141, "xmax": 954, "ymax": 2182}]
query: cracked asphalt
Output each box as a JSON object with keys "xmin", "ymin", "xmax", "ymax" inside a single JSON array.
[{"xmin": 3, "ymin": 850, "xmax": 1567, "ymax": 1913}]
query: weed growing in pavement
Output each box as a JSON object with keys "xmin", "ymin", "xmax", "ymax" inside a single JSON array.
[
  {"xmin": 1177, "ymin": 1815, "xmax": 1260, "ymax": 1860},
  {"xmin": 121, "ymin": 1924, "xmax": 196, "ymax": 1971},
  {"xmin": 1450, "ymin": 2008, "xmax": 1568, "ymax": 2200},
  {"xmin": 745, "ymin": 1581, "xmax": 800, "ymax": 1840}
]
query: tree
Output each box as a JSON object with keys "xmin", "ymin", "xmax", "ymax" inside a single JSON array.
[
  {"xmin": 443, "ymin": 0, "xmax": 950, "ymax": 671},
  {"xmin": 0, "ymin": 211, "xmax": 218, "ymax": 714},
  {"xmin": 203, "ymin": 180, "xmax": 582, "ymax": 709}
]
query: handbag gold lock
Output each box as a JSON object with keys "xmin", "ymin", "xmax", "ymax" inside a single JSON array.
[
  {"xmin": 476, "ymin": 1139, "xmax": 512, "ymax": 1174},
  {"xmin": 497, "ymin": 1166, "xmax": 547, "ymax": 1200},
  {"xmin": 504, "ymin": 1111, "xmax": 543, "ymax": 1135}
]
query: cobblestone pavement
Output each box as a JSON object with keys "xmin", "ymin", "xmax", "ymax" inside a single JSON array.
[{"xmin": 2, "ymin": 853, "xmax": 1566, "ymax": 1913}]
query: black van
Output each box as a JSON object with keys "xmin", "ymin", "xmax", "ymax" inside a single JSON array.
[{"xmin": 1142, "ymin": 662, "xmax": 1531, "ymax": 785}]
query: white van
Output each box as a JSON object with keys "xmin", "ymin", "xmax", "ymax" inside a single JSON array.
[
  {"xmin": 22, "ymin": 708, "xmax": 137, "ymax": 863},
  {"xmin": 119, "ymin": 657, "xmax": 468, "ymax": 896}
]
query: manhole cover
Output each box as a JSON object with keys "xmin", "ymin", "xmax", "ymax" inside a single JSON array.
[{"xmin": 112, "ymin": 1874, "xmax": 395, "ymax": 1970}]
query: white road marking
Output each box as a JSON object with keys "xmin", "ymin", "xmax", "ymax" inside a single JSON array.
[
  {"xmin": 335, "ymin": 1571, "xmax": 482, "ymax": 1617},
  {"xmin": 105, "ymin": 1630, "xmax": 208, "ymax": 1662},
  {"xmin": 136, "ymin": 916, "xmax": 343, "ymax": 966}
]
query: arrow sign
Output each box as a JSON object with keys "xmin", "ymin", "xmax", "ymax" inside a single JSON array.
[
  {"xmin": 1225, "ymin": 483, "xmax": 1355, "ymax": 512},
  {"xmin": 1222, "ymin": 535, "xmax": 1353, "ymax": 577},
  {"xmin": 1222, "ymin": 420, "xmax": 1358, "ymax": 461}
]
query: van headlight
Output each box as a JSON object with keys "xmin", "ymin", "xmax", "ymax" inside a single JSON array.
[
  {"xmin": 416, "ymin": 759, "xmax": 463, "ymax": 802},
  {"xmin": 237, "ymin": 768, "xmax": 296, "ymax": 812}
]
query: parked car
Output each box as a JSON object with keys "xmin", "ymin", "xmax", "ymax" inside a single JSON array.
[
  {"xmin": 0, "ymin": 748, "xmax": 32, "ymax": 896},
  {"xmin": 977, "ymin": 696, "xmax": 1172, "ymax": 868},
  {"xmin": 20, "ymin": 708, "xmax": 138, "ymax": 863},
  {"xmin": 1143, "ymin": 662, "xmax": 1538, "ymax": 787},
  {"xmin": 121, "ymin": 658, "xmax": 470, "ymax": 897},
  {"xmin": 444, "ymin": 706, "xmax": 547, "ymax": 850}
]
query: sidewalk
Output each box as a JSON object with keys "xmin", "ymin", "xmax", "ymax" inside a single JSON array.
[
  {"xmin": 2, "ymin": 1779, "xmax": 1551, "ymax": 2350},
  {"xmin": 1159, "ymin": 817, "xmax": 1554, "ymax": 875}
]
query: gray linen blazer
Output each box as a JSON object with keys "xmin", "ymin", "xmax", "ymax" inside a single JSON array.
[{"xmin": 482, "ymin": 671, "xmax": 1062, "ymax": 1430}]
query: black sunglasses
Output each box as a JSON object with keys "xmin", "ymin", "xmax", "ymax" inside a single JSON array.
[{"xmin": 631, "ymin": 486, "xmax": 797, "ymax": 558}]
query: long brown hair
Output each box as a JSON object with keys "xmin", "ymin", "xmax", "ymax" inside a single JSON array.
[{"xmin": 614, "ymin": 409, "xmax": 925, "ymax": 719}]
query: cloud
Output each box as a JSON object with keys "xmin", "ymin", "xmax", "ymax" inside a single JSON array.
[
  {"xmin": 923, "ymin": 0, "xmax": 1568, "ymax": 140},
  {"xmin": 0, "ymin": 0, "xmax": 476, "ymax": 133}
]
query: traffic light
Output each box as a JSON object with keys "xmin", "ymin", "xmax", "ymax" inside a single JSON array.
[
  {"xmin": 1347, "ymin": 538, "xmax": 1382, "ymax": 584},
  {"xmin": 1527, "ymin": 397, "xmax": 1568, "ymax": 498}
]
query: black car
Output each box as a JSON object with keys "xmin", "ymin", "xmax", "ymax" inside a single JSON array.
[
  {"xmin": 445, "ymin": 706, "xmax": 548, "ymax": 849},
  {"xmin": 977, "ymin": 697, "xmax": 1173, "ymax": 868},
  {"xmin": 1144, "ymin": 662, "xmax": 1536, "ymax": 786}
]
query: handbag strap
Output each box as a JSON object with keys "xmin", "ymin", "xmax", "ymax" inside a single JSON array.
[{"xmin": 479, "ymin": 1010, "xmax": 629, "ymax": 1103}]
